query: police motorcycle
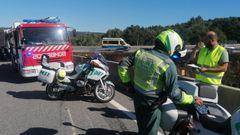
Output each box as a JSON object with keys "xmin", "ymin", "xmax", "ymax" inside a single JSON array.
[
  {"xmin": 38, "ymin": 52, "xmax": 115, "ymax": 103},
  {"xmin": 159, "ymin": 80, "xmax": 240, "ymax": 135}
]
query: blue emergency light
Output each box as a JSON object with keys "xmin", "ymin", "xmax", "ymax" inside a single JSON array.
[
  {"xmin": 23, "ymin": 17, "xmax": 60, "ymax": 23},
  {"xmin": 27, "ymin": 52, "xmax": 32, "ymax": 56},
  {"xmin": 171, "ymin": 52, "xmax": 181, "ymax": 62}
]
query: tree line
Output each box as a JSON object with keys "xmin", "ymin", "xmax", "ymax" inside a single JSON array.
[{"xmin": 71, "ymin": 16, "xmax": 240, "ymax": 46}]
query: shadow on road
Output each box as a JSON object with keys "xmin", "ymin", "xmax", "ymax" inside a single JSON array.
[
  {"xmin": 0, "ymin": 63, "xmax": 37, "ymax": 84},
  {"xmin": 88, "ymin": 107, "xmax": 135, "ymax": 120},
  {"xmin": 63, "ymin": 94, "xmax": 99, "ymax": 103},
  {"xmin": 6, "ymin": 90, "xmax": 100, "ymax": 103},
  {"xmin": 63, "ymin": 122, "xmax": 137, "ymax": 135},
  {"xmin": 20, "ymin": 127, "xmax": 58, "ymax": 135},
  {"xmin": 6, "ymin": 90, "xmax": 48, "ymax": 100}
]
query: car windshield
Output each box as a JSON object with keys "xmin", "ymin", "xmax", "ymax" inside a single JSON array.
[{"xmin": 22, "ymin": 27, "xmax": 68, "ymax": 45}]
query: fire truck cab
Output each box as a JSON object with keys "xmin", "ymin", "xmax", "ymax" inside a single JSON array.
[{"xmin": 9, "ymin": 17, "xmax": 74, "ymax": 77}]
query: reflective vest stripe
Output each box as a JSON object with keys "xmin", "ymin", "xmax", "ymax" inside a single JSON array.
[
  {"xmin": 118, "ymin": 67, "xmax": 131, "ymax": 83},
  {"xmin": 178, "ymin": 91, "xmax": 194, "ymax": 104},
  {"xmin": 196, "ymin": 71, "xmax": 223, "ymax": 79}
]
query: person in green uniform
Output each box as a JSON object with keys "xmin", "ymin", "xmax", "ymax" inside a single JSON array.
[
  {"xmin": 118, "ymin": 29, "xmax": 203, "ymax": 135},
  {"xmin": 190, "ymin": 31, "xmax": 229, "ymax": 102}
]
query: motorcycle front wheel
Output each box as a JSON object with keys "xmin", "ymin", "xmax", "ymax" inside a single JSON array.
[
  {"xmin": 46, "ymin": 84, "xmax": 62, "ymax": 100},
  {"xmin": 94, "ymin": 82, "xmax": 115, "ymax": 103}
]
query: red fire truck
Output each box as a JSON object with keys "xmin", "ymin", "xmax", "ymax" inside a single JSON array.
[{"xmin": 9, "ymin": 17, "xmax": 74, "ymax": 77}]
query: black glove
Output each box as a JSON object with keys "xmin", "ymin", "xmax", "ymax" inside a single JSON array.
[{"xmin": 123, "ymin": 82, "xmax": 135, "ymax": 94}]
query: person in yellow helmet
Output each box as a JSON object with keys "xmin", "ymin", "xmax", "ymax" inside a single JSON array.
[
  {"xmin": 190, "ymin": 31, "xmax": 229, "ymax": 102},
  {"xmin": 118, "ymin": 29, "xmax": 203, "ymax": 135}
]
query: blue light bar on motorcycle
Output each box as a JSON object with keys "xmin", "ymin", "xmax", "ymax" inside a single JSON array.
[{"xmin": 23, "ymin": 17, "xmax": 60, "ymax": 23}]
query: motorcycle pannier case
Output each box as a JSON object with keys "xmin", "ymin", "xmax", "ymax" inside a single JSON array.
[{"xmin": 38, "ymin": 69, "xmax": 56, "ymax": 84}]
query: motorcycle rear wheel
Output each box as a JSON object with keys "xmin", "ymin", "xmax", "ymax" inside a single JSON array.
[{"xmin": 94, "ymin": 83, "xmax": 115, "ymax": 103}]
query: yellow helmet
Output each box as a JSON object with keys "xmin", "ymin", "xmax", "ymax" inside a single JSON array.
[
  {"xmin": 155, "ymin": 29, "xmax": 187, "ymax": 61},
  {"xmin": 56, "ymin": 69, "xmax": 66, "ymax": 81}
]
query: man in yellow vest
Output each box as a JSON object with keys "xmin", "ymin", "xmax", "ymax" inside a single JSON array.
[
  {"xmin": 190, "ymin": 31, "xmax": 229, "ymax": 102},
  {"xmin": 118, "ymin": 30, "xmax": 203, "ymax": 135}
]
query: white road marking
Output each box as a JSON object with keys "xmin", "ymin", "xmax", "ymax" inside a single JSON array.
[
  {"xmin": 109, "ymin": 99, "xmax": 136, "ymax": 122},
  {"xmin": 64, "ymin": 98, "xmax": 162, "ymax": 134},
  {"xmin": 109, "ymin": 99, "xmax": 163, "ymax": 135},
  {"xmin": 66, "ymin": 108, "xmax": 77, "ymax": 135}
]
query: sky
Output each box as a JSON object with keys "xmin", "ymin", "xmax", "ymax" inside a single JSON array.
[{"xmin": 0, "ymin": 0, "xmax": 239, "ymax": 32}]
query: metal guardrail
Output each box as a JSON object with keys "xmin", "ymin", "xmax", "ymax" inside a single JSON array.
[
  {"xmin": 73, "ymin": 55, "xmax": 240, "ymax": 114},
  {"xmin": 73, "ymin": 45, "xmax": 240, "ymax": 54}
]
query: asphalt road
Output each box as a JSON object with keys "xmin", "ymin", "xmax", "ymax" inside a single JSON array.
[{"xmin": 0, "ymin": 61, "xmax": 138, "ymax": 135}]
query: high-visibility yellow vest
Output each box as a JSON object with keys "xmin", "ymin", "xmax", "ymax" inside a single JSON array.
[
  {"xmin": 196, "ymin": 45, "xmax": 225, "ymax": 85},
  {"xmin": 118, "ymin": 49, "xmax": 194, "ymax": 104},
  {"xmin": 133, "ymin": 49, "xmax": 169, "ymax": 92}
]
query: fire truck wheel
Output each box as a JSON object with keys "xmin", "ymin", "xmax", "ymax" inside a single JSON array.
[{"xmin": 11, "ymin": 59, "xmax": 18, "ymax": 72}]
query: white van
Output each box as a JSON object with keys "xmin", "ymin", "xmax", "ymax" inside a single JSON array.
[{"xmin": 102, "ymin": 38, "xmax": 131, "ymax": 49}]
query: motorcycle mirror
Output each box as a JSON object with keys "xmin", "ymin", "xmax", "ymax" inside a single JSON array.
[{"xmin": 41, "ymin": 54, "xmax": 49, "ymax": 67}]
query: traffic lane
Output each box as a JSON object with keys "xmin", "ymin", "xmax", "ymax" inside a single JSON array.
[
  {"xmin": 53, "ymin": 74, "xmax": 138, "ymax": 134},
  {"xmin": 0, "ymin": 62, "xmax": 138, "ymax": 135},
  {"xmin": 0, "ymin": 62, "xmax": 71, "ymax": 135},
  {"xmin": 63, "ymin": 96, "xmax": 137, "ymax": 135},
  {"xmin": 60, "ymin": 59, "xmax": 138, "ymax": 134}
]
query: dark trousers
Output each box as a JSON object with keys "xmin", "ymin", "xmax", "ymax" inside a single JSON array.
[{"xmin": 133, "ymin": 93, "xmax": 161, "ymax": 135}]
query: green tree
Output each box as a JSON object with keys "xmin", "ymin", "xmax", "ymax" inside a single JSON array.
[
  {"xmin": 71, "ymin": 16, "xmax": 240, "ymax": 46},
  {"xmin": 124, "ymin": 25, "xmax": 146, "ymax": 45},
  {"xmin": 184, "ymin": 16, "xmax": 208, "ymax": 44},
  {"xmin": 104, "ymin": 28, "xmax": 123, "ymax": 38}
]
